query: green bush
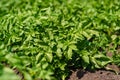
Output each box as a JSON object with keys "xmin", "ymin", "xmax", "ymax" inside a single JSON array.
[{"xmin": 0, "ymin": 0, "xmax": 120, "ymax": 80}]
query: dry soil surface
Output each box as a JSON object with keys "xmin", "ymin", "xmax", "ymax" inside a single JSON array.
[{"xmin": 67, "ymin": 65, "xmax": 120, "ymax": 80}]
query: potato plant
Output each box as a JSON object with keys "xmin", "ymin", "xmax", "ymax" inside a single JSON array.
[{"xmin": 0, "ymin": 0, "xmax": 120, "ymax": 80}]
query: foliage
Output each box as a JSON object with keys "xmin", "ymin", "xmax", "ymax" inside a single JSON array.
[
  {"xmin": 0, "ymin": 66, "xmax": 21, "ymax": 80},
  {"xmin": 0, "ymin": 0, "xmax": 120, "ymax": 80}
]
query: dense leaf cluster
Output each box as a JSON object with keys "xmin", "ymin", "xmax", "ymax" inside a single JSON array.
[{"xmin": 0, "ymin": 0, "xmax": 120, "ymax": 80}]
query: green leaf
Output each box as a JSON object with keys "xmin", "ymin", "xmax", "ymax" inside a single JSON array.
[
  {"xmin": 46, "ymin": 53, "xmax": 53, "ymax": 62},
  {"xmin": 56, "ymin": 48, "xmax": 62, "ymax": 58},
  {"xmin": 69, "ymin": 44, "xmax": 77, "ymax": 50},
  {"xmin": 59, "ymin": 63, "xmax": 67, "ymax": 70},
  {"xmin": 67, "ymin": 48, "xmax": 73, "ymax": 59},
  {"xmin": 94, "ymin": 54, "xmax": 112, "ymax": 67},
  {"xmin": 36, "ymin": 52, "xmax": 43, "ymax": 62},
  {"xmin": 90, "ymin": 57, "xmax": 101, "ymax": 69},
  {"xmin": 111, "ymin": 35, "xmax": 117, "ymax": 40},
  {"xmin": 82, "ymin": 31, "xmax": 91, "ymax": 40},
  {"xmin": 57, "ymin": 42, "xmax": 64, "ymax": 48},
  {"xmin": 0, "ymin": 67, "xmax": 21, "ymax": 80},
  {"xmin": 82, "ymin": 55, "xmax": 89, "ymax": 64},
  {"xmin": 23, "ymin": 72, "xmax": 32, "ymax": 80},
  {"xmin": 81, "ymin": 55, "xmax": 90, "ymax": 69}
]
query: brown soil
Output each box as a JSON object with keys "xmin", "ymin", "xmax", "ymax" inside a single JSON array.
[{"xmin": 67, "ymin": 64, "xmax": 120, "ymax": 80}]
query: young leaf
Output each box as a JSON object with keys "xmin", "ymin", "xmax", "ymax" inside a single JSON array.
[
  {"xmin": 45, "ymin": 53, "xmax": 53, "ymax": 62},
  {"xmin": 67, "ymin": 48, "xmax": 73, "ymax": 59}
]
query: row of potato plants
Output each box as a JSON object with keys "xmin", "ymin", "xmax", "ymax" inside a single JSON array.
[{"xmin": 0, "ymin": 0, "xmax": 120, "ymax": 80}]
